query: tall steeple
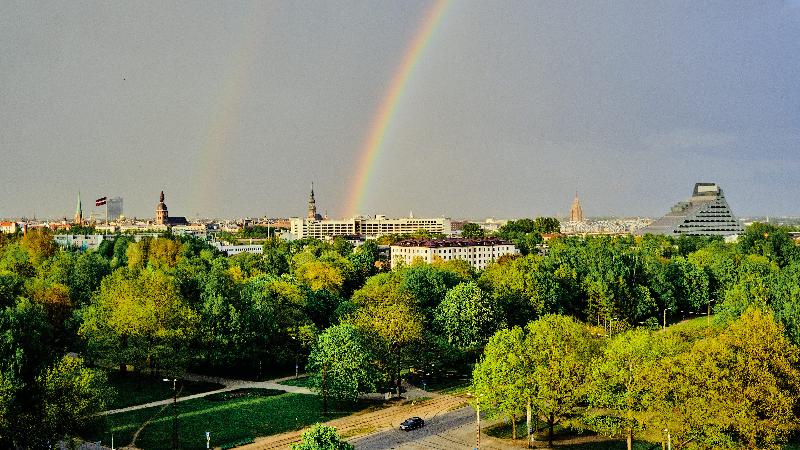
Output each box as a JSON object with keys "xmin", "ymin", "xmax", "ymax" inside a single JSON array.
[
  {"xmin": 307, "ymin": 183, "xmax": 318, "ymax": 220},
  {"xmin": 74, "ymin": 191, "xmax": 83, "ymax": 225},
  {"xmin": 156, "ymin": 190, "xmax": 169, "ymax": 225},
  {"xmin": 570, "ymin": 191, "xmax": 584, "ymax": 222}
]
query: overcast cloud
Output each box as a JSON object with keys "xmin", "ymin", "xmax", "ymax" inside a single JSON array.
[{"xmin": 2, "ymin": 1, "xmax": 799, "ymax": 219}]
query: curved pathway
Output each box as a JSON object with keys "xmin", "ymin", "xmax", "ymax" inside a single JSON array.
[{"xmin": 100, "ymin": 374, "xmax": 312, "ymax": 416}]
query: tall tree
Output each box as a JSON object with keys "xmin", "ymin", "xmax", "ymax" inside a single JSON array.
[
  {"xmin": 472, "ymin": 327, "xmax": 527, "ymax": 440},
  {"xmin": 524, "ymin": 315, "xmax": 597, "ymax": 446},
  {"xmin": 434, "ymin": 281, "xmax": 504, "ymax": 352},
  {"xmin": 306, "ymin": 325, "xmax": 380, "ymax": 413}
]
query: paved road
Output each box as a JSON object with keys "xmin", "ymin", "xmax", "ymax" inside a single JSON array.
[{"xmin": 351, "ymin": 406, "xmax": 519, "ymax": 450}]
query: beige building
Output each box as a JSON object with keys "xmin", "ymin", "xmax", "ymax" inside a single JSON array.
[
  {"xmin": 390, "ymin": 237, "xmax": 517, "ymax": 270},
  {"xmin": 570, "ymin": 192, "xmax": 584, "ymax": 222}
]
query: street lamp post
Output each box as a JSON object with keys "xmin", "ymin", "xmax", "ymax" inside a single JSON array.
[
  {"xmin": 205, "ymin": 431, "xmax": 210, "ymax": 449},
  {"xmin": 164, "ymin": 378, "xmax": 178, "ymax": 450},
  {"xmin": 663, "ymin": 307, "xmax": 671, "ymax": 331},
  {"xmin": 467, "ymin": 392, "xmax": 482, "ymax": 450},
  {"xmin": 707, "ymin": 299, "xmax": 715, "ymax": 325}
]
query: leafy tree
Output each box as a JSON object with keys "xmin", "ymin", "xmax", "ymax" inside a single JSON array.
[
  {"xmin": 737, "ymin": 222, "xmax": 799, "ymax": 267},
  {"xmin": 37, "ymin": 355, "xmax": 112, "ymax": 443},
  {"xmin": 20, "ymin": 229, "xmax": 57, "ymax": 266},
  {"xmin": 586, "ymin": 329, "xmax": 671, "ymax": 450},
  {"xmin": 80, "ymin": 269, "xmax": 199, "ymax": 374},
  {"xmin": 307, "ymin": 325, "xmax": 380, "ymax": 413},
  {"xmin": 646, "ymin": 308, "xmax": 800, "ymax": 449},
  {"xmin": 472, "ymin": 327, "xmax": 527, "ymax": 440},
  {"xmin": 460, "ymin": 223, "xmax": 485, "ymax": 238},
  {"xmin": 434, "ymin": 281, "xmax": 503, "ymax": 352},
  {"xmin": 533, "ymin": 217, "xmax": 561, "ymax": 234},
  {"xmin": 290, "ymin": 423, "xmax": 354, "ymax": 450},
  {"xmin": 524, "ymin": 314, "xmax": 597, "ymax": 446}
]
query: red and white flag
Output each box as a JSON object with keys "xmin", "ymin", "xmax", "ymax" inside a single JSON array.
[{"xmin": 95, "ymin": 197, "xmax": 107, "ymax": 206}]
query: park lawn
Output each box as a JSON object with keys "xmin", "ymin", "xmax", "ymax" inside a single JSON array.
[
  {"xmin": 104, "ymin": 371, "xmax": 225, "ymax": 410},
  {"xmin": 89, "ymin": 388, "xmax": 374, "ymax": 450}
]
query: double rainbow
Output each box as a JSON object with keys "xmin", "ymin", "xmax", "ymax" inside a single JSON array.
[{"xmin": 344, "ymin": 0, "xmax": 451, "ymax": 218}]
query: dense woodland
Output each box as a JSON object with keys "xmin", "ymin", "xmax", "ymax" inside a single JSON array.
[{"xmin": 0, "ymin": 220, "xmax": 799, "ymax": 448}]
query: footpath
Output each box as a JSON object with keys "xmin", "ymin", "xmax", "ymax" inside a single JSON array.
[{"xmin": 100, "ymin": 374, "xmax": 312, "ymax": 416}]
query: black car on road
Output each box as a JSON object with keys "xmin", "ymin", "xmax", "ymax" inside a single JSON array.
[{"xmin": 400, "ymin": 417, "xmax": 425, "ymax": 431}]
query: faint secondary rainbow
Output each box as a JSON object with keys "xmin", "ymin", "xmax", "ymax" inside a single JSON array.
[
  {"xmin": 344, "ymin": 0, "xmax": 451, "ymax": 218},
  {"xmin": 193, "ymin": 4, "xmax": 271, "ymax": 216}
]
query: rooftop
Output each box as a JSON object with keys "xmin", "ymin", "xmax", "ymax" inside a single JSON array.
[{"xmin": 392, "ymin": 237, "xmax": 513, "ymax": 248}]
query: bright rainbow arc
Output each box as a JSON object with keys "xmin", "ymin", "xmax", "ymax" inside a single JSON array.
[{"xmin": 344, "ymin": 0, "xmax": 450, "ymax": 218}]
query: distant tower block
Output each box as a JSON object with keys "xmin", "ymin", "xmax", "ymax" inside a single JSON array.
[
  {"xmin": 307, "ymin": 183, "xmax": 321, "ymax": 220},
  {"xmin": 74, "ymin": 191, "xmax": 83, "ymax": 225},
  {"xmin": 638, "ymin": 183, "xmax": 744, "ymax": 236},
  {"xmin": 156, "ymin": 191, "xmax": 169, "ymax": 225},
  {"xmin": 570, "ymin": 192, "xmax": 584, "ymax": 222}
]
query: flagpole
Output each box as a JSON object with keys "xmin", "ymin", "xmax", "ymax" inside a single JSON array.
[{"xmin": 106, "ymin": 199, "xmax": 108, "ymax": 225}]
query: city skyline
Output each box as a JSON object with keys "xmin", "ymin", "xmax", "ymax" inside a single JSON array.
[{"xmin": 3, "ymin": 1, "xmax": 800, "ymax": 218}]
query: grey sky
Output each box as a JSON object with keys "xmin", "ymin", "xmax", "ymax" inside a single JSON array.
[{"xmin": 2, "ymin": 1, "xmax": 799, "ymax": 220}]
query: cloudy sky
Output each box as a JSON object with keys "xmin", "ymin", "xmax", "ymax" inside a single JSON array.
[{"xmin": 2, "ymin": 1, "xmax": 799, "ymax": 220}]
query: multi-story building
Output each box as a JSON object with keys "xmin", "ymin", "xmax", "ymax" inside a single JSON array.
[
  {"xmin": 290, "ymin": 217, "xmax": 357, "ymax": 239},
  {"xmin": 288, "ymin": 185, "xmax": 451, "ymax": 240},
  {"xmin": 0, "ymin": 222, "xmax": 18, "ymax": 234},
  {"xmin": 54, "ymin": 234, "xmax": 111, "ymax": 251},
  {"xmin": 107, "ymin": 197, "xmax": 123, "ymax": 220},
  {"xmin": 390, "ymin": 237, "xmax": 517, "ymax": 270},
  {"xmin": 638, "ymin": 182, "xmax": 744, "ymax": 236},
  {"xmin": 357, "ymin": 215, "xmax": 451, "ymax": 238},
  {"xmin": 570, "ymin": 192, "xmax": 584, "ymax": 222}
]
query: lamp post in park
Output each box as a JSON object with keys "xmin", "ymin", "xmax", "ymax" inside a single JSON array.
[
  {"xmin": 467, "ymin": 392, "xmax": 483, "ymax": 449},
  {"xmin": 164, "ymin": 378, "xmax": 178, "ymax": 450},
  {"xmin": 663, "ymin": 307, "xmax": 671, "ymax": 331}
]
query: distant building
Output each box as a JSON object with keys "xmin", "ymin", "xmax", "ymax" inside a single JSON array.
[
  {"xmin": 390, "ymin": 237, "xmax": 517, "ymax": 270},
  {"xmin": 0, "ymin": 222, "xmax": 18, "ymax": 234},
  {"xmin": 107, "ymin": 197, "xmax": 123, "ymax": 221},
  {"xmin": 638, "ymin": 182, "xmax": 744, "ymax": 236},
  {"xmin": 307, "ymin": 183, "xmax": 322, "ymax": 220},
  {"xmin": 289, "ymin": 185, "xmax": 450, "ymax": 239},
  {"xmin": 74, "ymin": 192, "xmax": 83, "ymax": 225},
  {"xmin": 54, "ymin": 234, "xmax": 111, "ymax": 251},
  {"xmin": 210, "ymin": 241, "xmax": 263, "ymax": 256},
  {"xmin": 570, "ymin": 192, "xmax": 584, "ymax": 222},
  {"xmin": 290, "ymin": 217, "xmax": 357, "ymax": 239},
  {"xmin": 155, "ymin": 191, "xmax": 188, "ymax": 226},
  {"xmin": 357, "ymin": 216, "xmax": 452, "ymax": 239},
  {"xmin": 156, "ymin": 191, "xmax": 168, "ymax": 225}
]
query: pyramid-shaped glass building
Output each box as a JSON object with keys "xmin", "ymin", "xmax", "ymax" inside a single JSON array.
[{"xmin": 638, "ymin": 183, "xmax": 744, "ymax": 236}]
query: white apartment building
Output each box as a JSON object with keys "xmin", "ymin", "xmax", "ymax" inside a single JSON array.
[
  {"xmin": 289, "ymin": 215, "xmax": 451, "ymax": 240},
  {"xmin": 357, "ymin": 216, "xmax": 451, "ymax": 238},
  {"xmin": 210, "ymin": 241, "xmax": 263, "ymax": 256},
  {"xmin": 53, "ymin": 234, "xmax": 110, "ymax": 251},
  {"xmin": 290, "ymin": 218, "xmax": 357, "ymax": 240},
  {"xmin": 390, "ymin": 238, "xmax": 518, "ymax": 270}
]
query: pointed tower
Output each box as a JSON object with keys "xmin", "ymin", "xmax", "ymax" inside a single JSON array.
[
  {"xmin": 570, "ymin": 192, "xmax": 584, "ymax": 222},
  {"xmin": 74, "ymin": 191, "xmax": 83, "ymax": 225},
  {"xmin": 156, "ymin": 191, "xmax": 169, "ymax": 225},
  {"xmin": 307, "ymin": 183, "xmax": 318, "ymax": 220}
]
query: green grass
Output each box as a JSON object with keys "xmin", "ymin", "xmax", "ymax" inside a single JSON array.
[
  {"xmin": 278, "ymin": 376, "xmax": 312, "ymax": 388},
  {"xmin": 89, "ymin": 389, "xmax": 374, "ymax": 450},
  {"xmin": 419, "ymin": 377, "xmax": 470, "ymax": 394},
  {"xmin": 105, "ymin": 371, "xmax": 225, "ymax": 410}
]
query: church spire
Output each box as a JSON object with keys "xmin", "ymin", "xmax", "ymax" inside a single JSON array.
[
  {"xmin": 307, "ymin": 183, "xmax": 318, "ymax": 220},
  {"xmin": 74, "ymin": 191, "xmax": 83, "ymax": 225}
]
